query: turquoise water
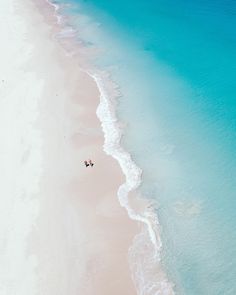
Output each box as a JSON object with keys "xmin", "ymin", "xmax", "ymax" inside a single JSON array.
[{"xmin": 54, "ymin": 0, "xmax": 236, "ymax": 294}]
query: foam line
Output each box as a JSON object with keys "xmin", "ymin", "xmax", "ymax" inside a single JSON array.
[
  {"xmin": 43, "ymin": 1, "xmax": 175, "ymax": 294},
  {"xmin": 89, "ymin": 71, "xmax": 175, "ymax": 294}
]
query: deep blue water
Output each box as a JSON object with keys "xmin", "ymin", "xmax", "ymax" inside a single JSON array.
[{"xmin": 55, "ymin": 0, "xmax": 236, "ymax": 294}]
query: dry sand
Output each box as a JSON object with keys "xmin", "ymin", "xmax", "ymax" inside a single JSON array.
[{"xmin": 0, "ymin": 0, "xmax": 139, "ymax": 294}]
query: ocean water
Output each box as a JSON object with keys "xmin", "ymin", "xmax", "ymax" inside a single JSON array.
[{"xmin": 49, "ymin": 0, "xmax": 236, "ymax": 294}]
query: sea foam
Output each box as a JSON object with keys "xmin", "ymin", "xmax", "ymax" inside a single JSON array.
[
  {"xmin": 89, "ymin": 71, "xmax": 175, "ymax": 295},
  {"xmin": 44, "ymin": 0, "xmax": 175, "ymax": 294}
]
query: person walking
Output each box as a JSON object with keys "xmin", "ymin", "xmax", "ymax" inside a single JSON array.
[
  {"xmin": 84, "ymin": 160, "xmax": 89, "ymax": 167},
  {"xmin": 88, "ymin": 159, "xmax": 94, "ymax": 167}
]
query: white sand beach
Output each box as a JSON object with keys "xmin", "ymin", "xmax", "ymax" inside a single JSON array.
[{"xmin": 0, "ymin": 0, "xmax": 139, "ymax": 294}]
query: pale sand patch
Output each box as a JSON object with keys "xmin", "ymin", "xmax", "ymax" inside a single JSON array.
[{"xmin": 0, "ymin": 0, "xmax": 139, "ymax": 294}]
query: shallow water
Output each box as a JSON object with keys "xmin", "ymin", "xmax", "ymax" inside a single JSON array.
[{"xmin": 52, "ymin": 0, "xmax": 236, "ymax": 294}]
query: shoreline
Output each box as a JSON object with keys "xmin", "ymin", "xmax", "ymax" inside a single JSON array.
[{"xmin": 39, "ymin": 0, "xmax": 176, "ymax": 294}]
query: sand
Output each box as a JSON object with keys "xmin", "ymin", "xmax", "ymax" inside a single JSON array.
[{"xmin": 0, "ymin": 0, "xmax": 139, "ymax": 294}]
